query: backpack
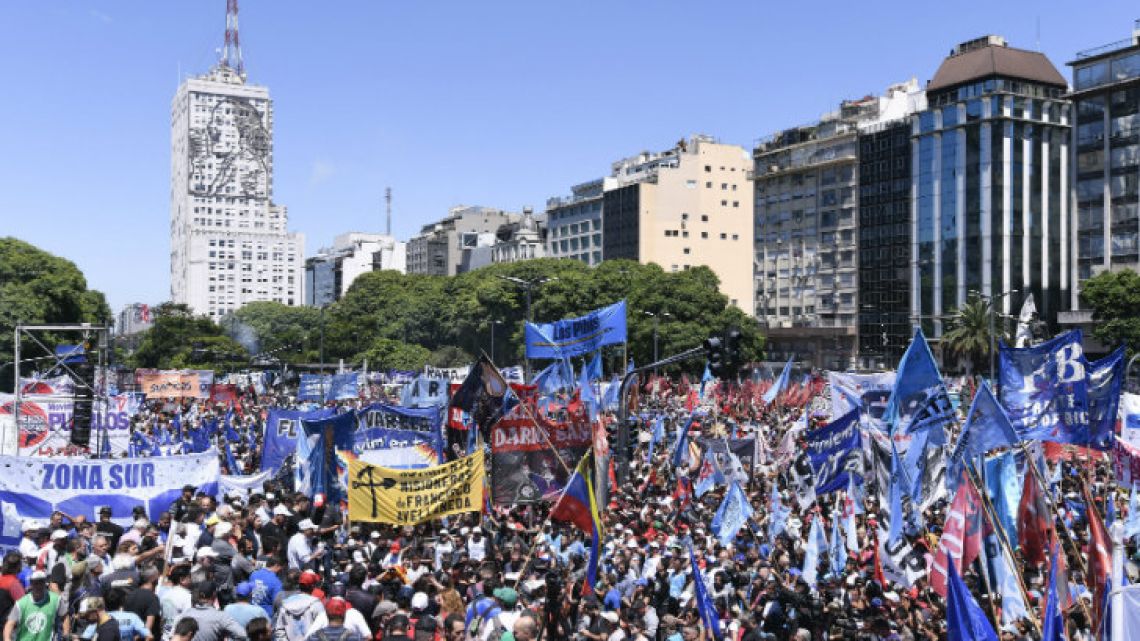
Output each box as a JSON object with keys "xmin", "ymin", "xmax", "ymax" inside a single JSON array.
[
  {"xmin": 273, "ymin": 594, "xmax": 323, "ymax": 641},
  {"xmin": 313, "ymin": 627, "xmax": 362, "ymax": 641},
  {"xmin": 471, "ymin": 613, "xmax": 507, "ymax": 641}
]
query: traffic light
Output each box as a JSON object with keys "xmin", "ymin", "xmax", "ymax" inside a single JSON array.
[
  {"xmin": 724, "ymin": 326, "xmax": 746, "ymax": 378},
  {"xmin": 703, "ymin": 334, "xmax": 728, "ymax": 379}
]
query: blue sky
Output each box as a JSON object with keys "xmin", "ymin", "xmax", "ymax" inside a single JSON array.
[{"xmin": 0, "ymin": 1, "xmax": 1135, "ymax": 313}]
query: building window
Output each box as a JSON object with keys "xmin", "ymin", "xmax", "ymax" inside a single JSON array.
[
  {"xmin": 701, "ymin": 232, "xmax": 709, "ymax": 239},
  {"xmin": 701, "ymin": 215, "xmax": 709, "ymax": 222},
  {"xmin": 720, "ymin": 233, "xmax": 727, "ymax": 240},
  {"xmin": 683, "ymin": 248, "xmax": 691, "ymax": 254},
  {"xmin": 704, "ymin": 165, "xmax": 712, "ymax": 172}
]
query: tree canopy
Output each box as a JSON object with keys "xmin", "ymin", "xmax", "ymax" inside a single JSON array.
[
  {"xmin": 1080, "ymin": 269, "xmax": 1140, "ymax": 353},
  {"xmin": 0, "ymin": 237, "xmax": 111, "ymax": 390},
  {"xmin": 131, "ymin": 303, "xmax": 249, "ymax": 371}
]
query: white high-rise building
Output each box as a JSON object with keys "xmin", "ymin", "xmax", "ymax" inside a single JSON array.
[{"xmin": 169, "ymin": 7, "xmax": 303, "ymax": 318}]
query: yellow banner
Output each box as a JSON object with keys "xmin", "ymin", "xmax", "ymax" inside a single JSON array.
[{"xmin": 348, "ymin": 450, "xmax": 484, "ymax": 525}]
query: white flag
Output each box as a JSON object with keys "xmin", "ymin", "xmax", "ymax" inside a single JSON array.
[{"xmin": 1014, "ymin": 293, "xmax": 1036, "ymax": 348}]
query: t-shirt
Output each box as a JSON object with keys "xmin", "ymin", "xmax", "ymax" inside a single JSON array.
[
  {"xmin": 223, "ymin": 602, "xmax": 269, "ymax": 629},
  {"xmin": 123, "ymin": 588, "xmax": 162, "ymax": 640},
  {"xmin": 97, "ymin": 521, "xmax": 126, "ymax": 551},
  {"xmin": 248, "ymin": 568, "xmax": 283, "ymax": 618},
  {"xmin": 89, "ymin": 610, "xmax": 151, "ymax": 641},
  {"xmin": 7, "ymin": 592, "xmax": 60, "ymax": 641}
]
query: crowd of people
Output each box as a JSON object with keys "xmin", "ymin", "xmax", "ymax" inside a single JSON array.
[{"xmin": 0, "ymin": 369, "xmax": 1126, "ymax": 641}]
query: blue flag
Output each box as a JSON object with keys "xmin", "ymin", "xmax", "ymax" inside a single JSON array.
[
  {"xmin": 1126, "ymin": 485, "xmax": 1140, "ymax": 543},
  {"xmin": 224, "ymin": 410, "xmax": 241, "ymax": 443},
  {"xmin": 802, "ymin": 516, "xmax": 828, "ymax": 588},
  {"xmin": 768, "ymin": 485, "xmax": 790, "ymax": 541},
  {"xmin": 601, "ymin": 375, "xmax": 621, "ymax": 411},
  {"xmin": 172, "ymin": 412, "xmax": 182, "ymax": 443},
  {"xmin": 805, "ymin": 409, "xmax": 862, "ymax": 494},
  {"xmin": 1042, "ymin": 547, "xmax": 1065, "ymax": 641},
  {"xmin": 579, "ymin": 365, "xmax": 598, "ymax": 423},
  {"xmin": 302, "ymin": 411, "xmax": 357, "ymax": 503},
  {"xmin": 688, "ymin": 546, "xmax": 723, "ymax": 641},
  {"xmin": 1000, "ymin": 329, "xmax": 1089, "ymax": 444},
  {"xmin": 647, "ymin": 415, "xmax": 665, "ymax": 463},
  {"xmin": 887, "ymin": 442, "xmax": 906, "ymax": 545},
  {"xmin": 885, "ymin": 328, "xmax": 954, "ymax": 436},
  {"xmin": 694, "ymin": 450, "xmax": 726, "ymax": 497},
  {"xmin": 947, "ymin": 557, "xmax": 999, "ymax": 641},
  {"xmin": 762, "ymin": 357, "xmax": 793, "ymax": 404},
  {"xmin": 1088, "ymin": 347, "xmax": 1126, "ymax": 450},
  {"xmin": 829, "ymin": 511, "xmax": 847, "ymax": 578},
  {"xmin": 585, "ymin": 351, "xmax": 603, "ymax": 381},
  {"xmin": 711, "ymin": 482, "xmax": 753, "ymax": 546},
  {"xmin": 672, "ymin": 412, "xmax": 701, "ymax": 468},
  {"xmin": 948, "ymin": 381, "xmax": 1019, "ymax": 491},
  {"xmin": 224, "ymin": 440, "xmax": 240, "ymax": 475},
  {"xmin": 700, "ymin": 365, "xmax": 713, "ymax": 398},
  {"xmin": 984, "ymin": 452, "xmax": 1021, "ymax": 549}
]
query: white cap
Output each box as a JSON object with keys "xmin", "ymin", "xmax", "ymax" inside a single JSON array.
[
  {"xmin": 50, "ymin": 530, "xmax": 68, "ymax": 541},
  {"xmin": 411, "ymin": 592, "xmax": 429, "ymax": 610},
  {"xmin": 600, "ymin": 612, "xmax": 619, "ymax": 624},
  {"xmin": 29, "ymin": 570, "xmax": 48, "ymax": 581},
  {"xmin": 298, "ymin": 519, "xmax": 316, "ymax": 531},
  {"xmin": 215, "ymin": 522, "xmax": 233, "ymax": 538},
  {"xmin": 370, "ymin": 531, "xmax": 380, "ymax": 539},
  {"xmin": 273, "ymin": 505, "xmax": 292, "ymax": 517},
  {"xmin": 472, "ymin": 527, "xmax": 481, "ymax": 533},
  {"xmin": 439, "ymin": 529, "xmax": 449, "ymax": 536},
  {"xmin": 195, "ymin": 547, "xmax": 218, "ymax": 560},
  {"xmin": 460, "ymin": 527, "xmax": 470, "ymax": 536},
  {"xmin": 133, "ymin": 519, "xmax": 149, "ymax": 530}
]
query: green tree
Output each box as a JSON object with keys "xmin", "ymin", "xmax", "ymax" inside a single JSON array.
[
  {"xmin": 941, "ymin": 294, "xmax": 1005, "ymax": 375},
  {"xmin": 429, "ymin": 346, "xmax": 473, "ymax": 368},
  {"xmin": 0, "ymin": 237, "xmax": 110, "ymax": 390},
  {"xmin": 355, "ymin": 338, "xmax": 432, "ymax": 371},
  {"xmin": 224, "ymin": 301, "xmax": 321, "ymax": 363},
  {"xmin": 132, "ymin": 303, "xmax": 249, "ymax": 372},
  {"xmin": 1080, "ymin": 269, "xmax": 1140, "ymax": 352}
]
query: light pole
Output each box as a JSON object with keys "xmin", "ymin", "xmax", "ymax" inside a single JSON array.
[
  {"xmin": 489, "ymin": 320, "xmax": 502, "ymax": 366},
  {"xmin": 643, "ymin": 311, "xmax": 670, "ymax": 369},
  {"xmin": 499, "ymin": 275, "xmax": 556, "ymax": 380}
]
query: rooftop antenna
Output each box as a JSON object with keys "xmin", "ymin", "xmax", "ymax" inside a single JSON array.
[
  {"xmin": 385, "ymin": 187, "xmax": 392, "ymax": 236},
  {"xmin": 1036, "ymin": 16, "xmax": 1041, "ymax": 50},
  {"xmin": 221, "ymin": 0, "xmax": 244, "ymax": 76}
]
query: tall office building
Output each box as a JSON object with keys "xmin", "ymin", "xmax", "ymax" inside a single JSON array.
[
  {"xmin": 546, "ymin": 178, "xmax": 610, "ymax": 266},
  {"xmin": 1063, "ymin": 21, "xmax": 1140, "ymax": 338},
  {"xmin": 170, "ymin": 4, "xmax": 304, "ymax": 318},
  {"xmin": 304, "ymin": 233, "xmax": 406, "ymax": 307},
  {"xmin": 603, "ymin": 135, "xmax": 755, "ymax": 312},
  {"xmin": 911, "ymin": 36, "xmax": 1070, "ymax": 342},
  {"xmin": 754, "ymin": 82, "xmax": 923, "ymax": 369}
]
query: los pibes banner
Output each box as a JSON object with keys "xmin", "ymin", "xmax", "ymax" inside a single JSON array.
[{"xmin": 347, "ymin": 449, "xmax": 484, "ymax": 525}]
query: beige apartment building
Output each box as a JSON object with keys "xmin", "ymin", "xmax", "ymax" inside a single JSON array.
[{"xmin": 602, "ymin": 135, "xmax": 755, "ymax": 312}]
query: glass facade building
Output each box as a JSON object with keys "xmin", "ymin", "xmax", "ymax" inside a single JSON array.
[
  {"xmin": 911, "ymin": 37, "xmax": 1071, "ymax": 338},
  {"xmin": 1068, "ymin": 26, "xmax": 1140, "ymax": 306}
]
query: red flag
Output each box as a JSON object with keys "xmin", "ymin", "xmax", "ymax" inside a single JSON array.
[
  {"xmin": 929, "ymin": 476, "xmax": 985, "ymax": 596},
  {"xmin": 1085, "ymin": 486, "xmax": 1111, "ymax": 632},
  {"xmin": 1017, "ymin": 468, "xmax": 1052, "ymax": 566}
]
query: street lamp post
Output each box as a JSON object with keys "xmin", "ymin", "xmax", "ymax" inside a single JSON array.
[
  {"xmin": 643, "ymin": 311, "xmax": 671, "ymax": 372},
  {"xmin": 499, "ymin": 276, "xmax": 556, "ymax": 380},
  {"xmin": 490, "ymin": 320, "xmax": 502, "ymax": 366}
]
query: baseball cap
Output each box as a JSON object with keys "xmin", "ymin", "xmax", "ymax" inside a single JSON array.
[
  {"xmin": 195, "ymin": 547, "xmax": 218, "ymax": 560},
  {"xmin": 234, "ymin": 582, "xmax": 253, "ymax": 598},
  {"xmin": 29, "ymin": 570, "xmax": 48, "ymax": 582},
  {"xmin": 370, "ymin": 531, "xmax": 380, "ymax": 539},
  {"xmin": 493, "ymin": 587, "xmax": 518, "ymax": 607},
  {"xmin": 205, "ymin": 515, "xmax": 220, "ymax": 527},
  {"xmin": 272, "ymin": 505, "xmax": 292, "ymax": 517},
  {"xmin": 411, "ymin": 592, "xmax": 429, "ymax": 611},
  {"xmin": 297, "ymin": 519, "xmax": 316, "ymax": 531},
  {"xmin": 50, "ymin": 530, "xmax": 68, "ymax": 541},
  {"xmin": 78, "ymin": 597, "xmax": 105, "ymax": 614},
  {"xmin": 215, "ymin": 522, "xmax": 233, "ymax": 538},
  {"xmin": 298, "ymin": 570, "xmax": 320, "ymax": 587},
  {"xmin": 325, "ymin": 597, "xmax": 348, "ymax": 618}
]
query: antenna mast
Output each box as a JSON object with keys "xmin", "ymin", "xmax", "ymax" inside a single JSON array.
[
  {"xmin": 385, "ymin": 187, "xmax": 392, "ymax": 236},
  {"xmin": 222, "ymin": 0, "xmax": 244, "ymax": 75}
]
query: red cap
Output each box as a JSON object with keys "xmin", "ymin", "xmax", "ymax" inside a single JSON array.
[
  {"xmin": 313, "ymin": 493, "xmax": 325, "ymax": 508},
  {"xmin": 325, "ymin": 597, "xmax": 348, "ymax": 618},
  {"xmin": 299, "ymin": 571, "xmax": 320, "ymax": 587},
  {"xmin": 390, "ymin": 541, "xmax": 401, "ymax": 552}
]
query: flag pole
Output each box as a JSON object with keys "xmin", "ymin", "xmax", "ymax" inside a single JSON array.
[
  {"xmin": 963, "ymin": 462, "xmax": 1042, "ymax": 635},
  {"xmin": 479, "ymin": 351, "xmax": 573, "ymax": 478}
]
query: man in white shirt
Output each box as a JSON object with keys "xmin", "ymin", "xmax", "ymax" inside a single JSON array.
[
  {"xmin": 467, "ymin": 527, "xmax": 487, "ymax": 562},
  {"xmin": 433, "ymin": 530, "xmax": 454, "ymax": 570},
  {"xmin": 287, "ymin": 520, "xmax": 324, "ymax": 571}
]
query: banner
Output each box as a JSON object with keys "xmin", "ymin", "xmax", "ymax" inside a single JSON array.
[
  {"xmin": 217, "ymin": 470, "xmax": 272, "ymax": 499},
  {"xmin": 524, "ymin": 300, "xmax": 627, "ymax": 360},
  {"xmin": 829, "ymin": 372, "xmax": 895, "ymax": 428},
  {"xmin": 696, "ymin": 437, "xmax": 757, "ymax": 478},
  {"xmin": 1121, "ymin": 393, "xmax": 1140, "ymax": 448},
  {"xmin": 326, "ymin": 373, "xmax": 360, "ymax": 401},
  {"xmin": 297, "ymin": 374, "xmax": 331, "ymax": 402},
  {"xmin": 0, "ymin": 452, "xmax": 219, "ymax": 547},
  {"xmin": 18, "ymin": 375, "xmax": 74, "ymax": 396},
  {"xmin": 490, "ymin": 412, "xmax": 592, "ymax": 505},
  {"xmin": 400, "ymin": 376, "xmax": 450, "ymax": 408},
  {"xmin": 347, "ymin": 449, "xmax": 484, "ymax": 525},
  {"xmin": 136, "ymin": 370, "xmax": 201, "ymax": 399},
  {"xmin": 260, "ymin": 408, "xmax": 335, "ymax": 473},
  {"xmin": 1088, "ymin": 347, "xmax": 1126, "ymax": 449},
  {"xmin": 355, "ymin": 404, "xmax": 445, "ymax": 460},
  {"xmin": 210, "ymin": 384, "xmax": 239, "ymax": 406},
  {"xmin": 356, "ymin": 444, "xmax": 439, "ymax": 470},
  {"xmin": 2, "ymin": 393, "xmax": 143, "ymax": 456},
  {"xmin": 999, "ymin": 330, "xmax": 1089, "ymax": 444},
  {"xmin": 806, "ymin": 409, "xmax": 862, "ymax": 494},
  {"xmin": 1113, "ymin": 437, "xmax": 1140, "ymax": 487}
]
